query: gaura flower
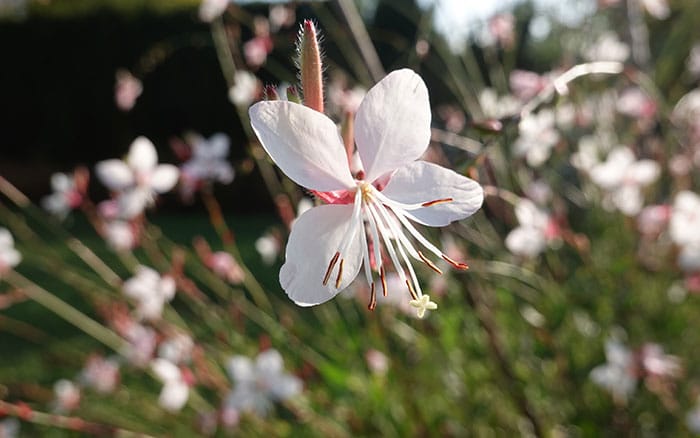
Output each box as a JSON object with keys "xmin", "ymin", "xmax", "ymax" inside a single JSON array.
[
  {"xmin": 505, "ymin": 199, "xmax": 560, "ymax": 258},
  {"xmin": 151, "ymin": 358, "xmax": 190, "ymax": 412},
  {"xmin": 96, "ymin": 137, "xmax": 179, "ymax": 219},
  {"xmin": 122, "ymin": 265, "xmax": 176, "ymax": 321},
  {"xmin": 249, "ymin": 69, "xmax": 483, "ymax": 316}
]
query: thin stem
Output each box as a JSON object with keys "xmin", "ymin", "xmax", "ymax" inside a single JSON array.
[
  {"xmin": 463, "ymin": 281, "xmax": 546, "ymax": 437},
  {"xmin": 0, "ymin": 400, "xmax": 156, "ymax": 437},
  {"xmin": 337, "ymin": 0, "xmax": 385, "ymax": 83},
  {"xmin": 4, "ymin": 271, "xmax": 125, "ymax": 354}
]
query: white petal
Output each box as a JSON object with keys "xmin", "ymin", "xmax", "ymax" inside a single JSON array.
[
  {"xmin": 514, "ymin": 199, "xmax": 549, "ymax": 229},
  {"xmin": 118, "ymin": 188, "xmax": 151, "ymax": 219},
  {"xmin": 51, "ymin": 173, "xmax": 72, "ymax": 192},
  {"xmin": 679, "ymin": 244, "xmax": 700, "ymax": 271},
  {"xmin": 590, "ymin": 147, "xmax": 635, "ymax": 190},
  {"xmin": 628, "ymin": 160, "xmax": 660, "ymax": 186},
  {"xmin": 96, "ymin": 160, "xmax": 134, "ymax": 191},
  {"xmin": 269, "ymin": 375, "xmax": 302, "ymax": 401},
  {"xmin": 249, "ymin": 101, "xmax": 354, "ymax": 191},
  {"xmin": 127, "ymin": 137, "xmax": 158, "ymax": 172},
  {"xmin": 151, "ymin": 358, "xmax": 180, "ymax": 383},
  {"xmin": 150, "ymin": 165, "xmax": 179, "ymax": 193},
  {"xmin": 159, "ymin": 276, "xmax": 176, "ymax": 302},
  {"xmin": 612, "ymin": 186, "xmax": 643, "ymax": 216},
  {"xmin": 227, "ymin": 356, "xmax": 255, "ymax": 384},
  {"xmin": 159, "ymin": 381, "xmax": 189, "ymax": 412},
  {"xmin": 256, "ymin": 349, "xmax": 284, "ymax": 376},
  {"xmin": 0, "ymin": 248, "xmax": 21, "ymax": 268},
  {"xmin": 505, "ymin": 226, "xmax": 547, "ymax": 257},
  {"xmin": 0, "ymin": 228, "xmax": 15, "ymax": 249},
  {"xmin": 355, "ymin": 69, "xmax": 432, "ymax": 182},
  {"xmin": 279, "ymin": 204, "xmax": 363, "ymax": 306},
  {"xmin": 208, "ymin": 133, "xmax": 230, "ymax": 158},
  {"xmin": 381, "ymin": 161, "xmax": 483, "ymax": 226}
]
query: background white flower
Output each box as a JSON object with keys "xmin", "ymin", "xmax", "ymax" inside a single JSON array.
[
  {"xmin": 590, "ymin": 338, "xmax": 637, "ymax": 402},
  {"xmin": 151, "ymin": 358, "xmax": 189, "ymax": 412},
  {"xmin": 96, "ymin": 137, "xmax": 179, "ymax": 219},
  {"xmin": 0, "ymin": 228, "xmax": 21, "ymax": 273},
  {"xmin": 122, "ymin": 266, "xmax": 176, "ymax": 321},
  {"xmin": 225, "ymin": 349, "xmax": 302, "ymax": 416}
]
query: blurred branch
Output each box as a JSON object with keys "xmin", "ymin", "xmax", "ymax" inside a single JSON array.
[{"xmin": 337, "ymin": 0, "xmax": 386, "ymax": 83}]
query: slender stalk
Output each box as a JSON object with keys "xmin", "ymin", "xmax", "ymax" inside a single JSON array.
[
  {"xmin": 462, "ymin": 280, "xmax": 546, "ymax": 438},
  {"xmin": 0, "ymin": 400, "xmax": 156, "ymax": 437},
  {"xmin": 337, "ymin": 0, "xmax": 385, "ymax": 83},
  {"xmin": 4, "ymin": 271, "xmax": 125, "ymax": 354}
]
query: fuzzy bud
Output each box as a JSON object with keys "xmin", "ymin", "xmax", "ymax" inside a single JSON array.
[{"xmin": 297, "ymin": 20, "xmax": 324, "ymax": 113}]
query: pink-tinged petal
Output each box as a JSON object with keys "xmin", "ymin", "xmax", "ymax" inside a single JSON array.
[
  {"xmin": 96, "ymin": 160, "xmax": 134, "ymax": 190},
  {"xmin": 279, "ymin": 204, "xmax": 362, "ymax": 306},
  {"xmin": 355, "ymin": 69, "xmax": 431, "ymax": 182},
  {"xmin": 127, "ymin": 137, "xmax": 158, "ymax": 172},
  {"xmin": 150, "ymin": 165, "xmax": 180, "ymax": 193},
  {"xmin": 381, "ymin": 161, "xmax": 483, "ymax": 226},
  {"xmin": 249, "ymin": 101, "xmax": 354, "ymax": 191},
  {"xmin": 118, "ymin": 188, "xmax": 151, "ymax": 219}
]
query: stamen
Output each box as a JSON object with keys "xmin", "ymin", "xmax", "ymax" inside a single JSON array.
[
  {"xmin": 368, "ymin": 283, "xmax": 377, "ymax": 310},
  {"xmin": 418, "ymin": 251, "xmax": 443, "ymax": 275},
  {"xmin": 323, "ymin": 251, "xmax": 340, "ymax": 285},
  {"xmin": 380, "ymin": 266, "xmax": 388, "ymax": 297},
  {"xmin": 366, "ymin": 201, "xmax": 406, "ymax": 284},
  {"xmin": 405, "ymin": 279, "xmax": 418, "ymax": 300},
  {"xmin": 442, "ymin": 254, "xmax": 469, "ymax": 270},
  {"xmin": 335, "ymin": 258, "xmax": 345, "ymax": 289},
  {"xmin": 421, "ymin": 197, "xmax": 454, "ymax": 207}
]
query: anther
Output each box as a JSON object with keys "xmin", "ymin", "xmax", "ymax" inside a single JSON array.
[
  {"xmin": 405, "ymin": 279, "xmax": 418, "ymax": 300},
  {"xmin": 418, "ymin": 251, "xmax": 443, "ymax": 275},
  {"xmin": 368, "ymin": 283, "xmax": 377, "ymax": 310},
  {"xmin": 441, "ymin": 254, "xmax": 469, "ymax": 270},
  {"xmin": 323, "ymin": 251, "xmax": 340, "ymax": 285},
  {"xmin": 380, "ymin": 266, "xmax": 388, "ymax": 297},
  {"xmin": 421, "ymin": 197, "xmax": 454, "ymax": 207},
  {"xmin": 335, "ymin": 258, "xmax": 345, "ymax": 289}
]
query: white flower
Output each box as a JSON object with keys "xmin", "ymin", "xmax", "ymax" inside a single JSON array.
[
  {"xmin": 122, "ymin": 266, "xmax": 176, "ymax": 321},
  {"xmin": 589, "ymin": 146, "xmax": 660, "ymax": 216},
  {"xmin": 225, "ymin": 349, "xmax": 302, "ymax": 416},
  {"xmin": 151, "ymin": 358, "xmax": 190, "ymax": 412},
  {"xmin": 249, "ymin": 69, "xmax": 483, "ymax": 315},
  {"xmin": 53, "ymin": 379, "xmax": 81, "ymax": 413},
  {"xmin": 104, "ymin": 220, "xmax": 136, "ymax": 251},
  {"xmin": 79, "ymin": 355, "xmax": 120, "ymax": 394},
  {"xmin": 571, "ymin": 135, "xmax": 603, "ymax": 172},
  {"xmin": 181, "ymin": 133, "xmax": 234, "ymax": 186},
  {"xmin": 228, "ymin": 70, "xmax": 260, "ymax": 106},
  {"xmin": 255, "ymin": 232, "xmax": 281, "ymax": 266},
  {"xmin": 513, "ymin": 110, "xmax": 560, "ymax": 167},
  {"xmin": 158, "ymin": 333, "xmax": 194, "ymax": 365},
  {"xmin": 0, "ymin": 418, "xmax": 19, "ymax": 438},
  {"xmin": 199, "ymin": 0, "xmax": 228, "ymax": 22},
  {"xmin": 478, "ymin": 88, "xmax": 520, "ymax": 119},
  {"xmin": 0, "ymin": 228, "xmax": 21, "ymax": 274},
  {"xmin": 122, "ymin": 322, "xmax": 157, "ymax": 367},
  {"xmin": 96, "ymin": 137, "xmax": 179, "ymax": 219},
  {"xmin": 639, "ymin": 343, "xmax": 681, "ymax": 378},
  {"xmin": 670, "ymin": 191, "xmax": 700, "ymax": 247},
  {"xmin": 585, "ymin": 32, "xmax": 630, "ymax": 62},
  {"xmin": 590, "ymin": 338, "xmax": 637, "ymax": 402},
  {"xmin": 41, "ymin": 172, "xmax": 82, "ymax": 219},
  {"xmin": 505, "ymin": 199, "xmax": 559, "ymax": 258},
  {"xmin": 115, "ymin": 69, "xmax": 142, "ymax": 111}
]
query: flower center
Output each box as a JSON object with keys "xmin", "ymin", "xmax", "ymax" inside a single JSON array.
[{"xmin": 321, "ymin": 181, "xmax": 469, "ymax": 317}]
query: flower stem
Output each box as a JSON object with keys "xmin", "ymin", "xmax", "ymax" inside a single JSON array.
[{"xmin": 4, "ymin": 271, "xmax": 125, "ymax": 354}]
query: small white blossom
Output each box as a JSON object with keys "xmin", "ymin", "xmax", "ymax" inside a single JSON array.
[
  {"xmin": 505, "ymin": 199, "xmax": 560, "ymax": 258},
  {"xmin": 589, "ymin": 146, "xmax": 660, "ymax": 216},
  {"xmin": 53, "ymin": 379, "xmax": 81, "ymax": 413},
  {"xmin": 41, "ymin": 172, "xmax": 82, "ymax": 219},
  {"xmin": 181, "ymin": 133, "xmax": 234, "ymax": 188},
  {"xmin": 104, "ymin": 220, "xmax": 136, "ymax": 251},
  {"xmin": 585, "ymin": 32, "xmax": 630, "ymax": 62},
  {"xmin": 115, "ymin": 69, "xmax": 142, "ymax": 111},
  {"xmin": 151, "ymin": 358, "xmax": 190, "ymax": 412},
  {"xmin": 513, "ymin": 110, "xmax": 560, "ymax": 167},
  {"xmin": 199, "ymin": 0, "xmax": 228, "ymax": 22},
  {"xmin": 225, "ymin": 349, "xmax": 302, "ymax": 416},
  {"xmin": 158, "ymin": 333, "xmax": 194, "ymax": 365},
  {"xmin": 0, "ymin": 228, "xmax": 21, "ymax": 274},
  {"xmin": 228, "ymin": 70, "xmax": 260, "ymax": 106},
  {"xmin": 122, "ymin": 266, "xmax": 176, "ymax": 321},
  {"xmin": 96, "ymin": 137, "xmax": 179, "ymax": 219},
  {"xmin": 79, "ymin": 355, "xmax": 120, "ymax": 394},
  {"xmin": 590, "ymin": 338, "xmax": 637, "ymax": 402}
]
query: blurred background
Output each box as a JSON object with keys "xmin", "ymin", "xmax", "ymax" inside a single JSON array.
[{"xmin": 2, "ymin": 0, "xmax": 700, "ymax": 436}]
